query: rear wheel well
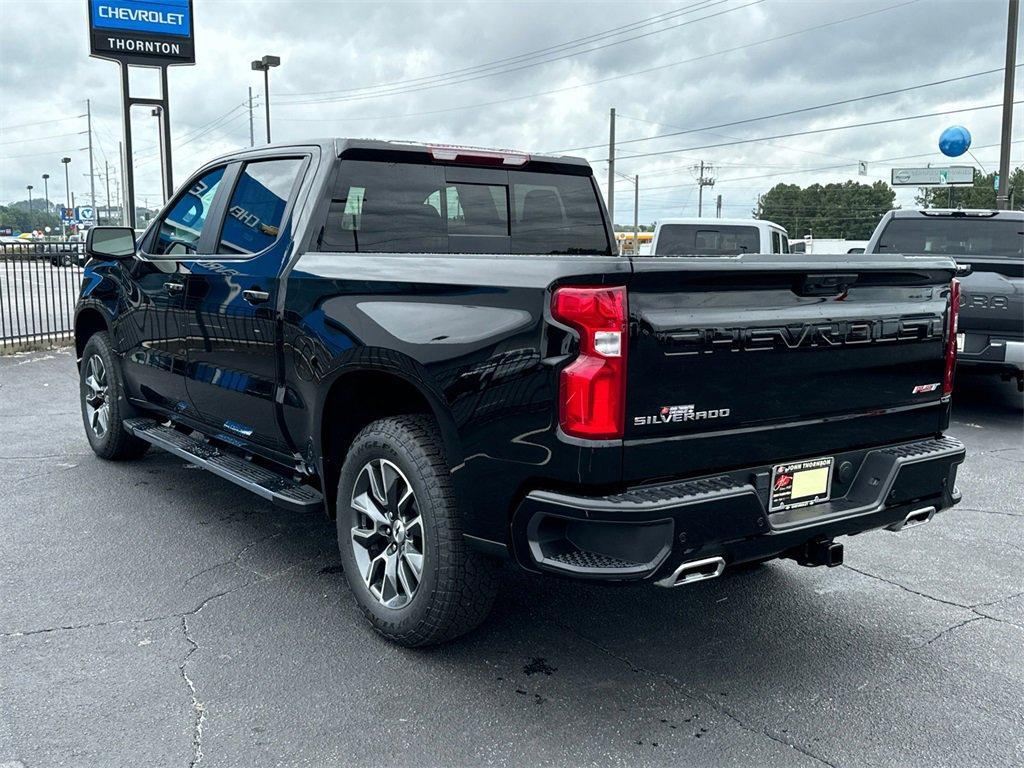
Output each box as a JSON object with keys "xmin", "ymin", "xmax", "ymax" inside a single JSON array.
[
  {"xmin": 75, "ymin": 309, "xmax": 108, "ymax": 360},
  {"xmin": 321, "ymin": 371, "xmax": 437, "ymax": 517}
]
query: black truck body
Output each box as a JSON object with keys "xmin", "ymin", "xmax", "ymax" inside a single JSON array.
[
  {"xmin": 74, "ymin": 139, "xmax": 965, "ymax": 644},
  {"xmin": 866, "ymin": 208, "xmax": 1023, "ymax": 390}
]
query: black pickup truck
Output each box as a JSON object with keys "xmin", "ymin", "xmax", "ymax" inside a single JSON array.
[
  {"xmin": 75, "ymin": 139, "xmax": 965, "ymax": 645},
  {"xmin": 866, "ymin": 209, "xmax": 1023, "ymax": 391}
]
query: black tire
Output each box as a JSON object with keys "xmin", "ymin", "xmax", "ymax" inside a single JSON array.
[
  {"xmin": 336, "ymin": 415, "xmax": 499, "ymax": 647},
  {"xmin": 79, "ymin": 331, "xmax": 150, "ymax": 461},
  {"xmin": 61, "ymin": 253, "xmax": 72, "ymax": 267}
]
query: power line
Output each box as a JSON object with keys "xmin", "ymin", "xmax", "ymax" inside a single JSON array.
[
  {"xmin": 0, "ymin": 114, "xmax": 87, "ymax": 134},
  {"xmin": 278, "ymin": 0, "xmax": 765, "ymax": 105},
  {"xmin": 0, "ymin": 147, "xmax": 88, "ymax": 162},
  {"xmin": 282, "ymin": 1, "xmax": 729, "ymax": 99},
  {"xmin": 635, "ymin": 140, "xmax": 1024, "ymax": 193},
  {"xmin": 596, "ymin": 101, "xmax": 1022, "ymax": 164},
  {"xmin": 0, "ymin": 130, "xmax": 88, "ymax": 148},
  {"xmin": 556, "ymin": 66, "xmax": 1016, "ymax": 154},
  {"xmin": 273, "ymin": 0, "xmax": 920, "ymax": 121}
]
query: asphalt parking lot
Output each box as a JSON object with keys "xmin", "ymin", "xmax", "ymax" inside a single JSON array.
[{"xmin": 1, "ymin": 347, "xmax": 1021, "ymax": 768}]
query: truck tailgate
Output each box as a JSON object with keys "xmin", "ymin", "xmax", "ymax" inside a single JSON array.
[{"xmin": 623, "ymin": 254, "xmax": 957, "ymax": 482}]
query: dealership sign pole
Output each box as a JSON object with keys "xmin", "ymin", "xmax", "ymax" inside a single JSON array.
[{"xmin": 88, "ymin": 0, "xmax": 195, "ymax": 228}]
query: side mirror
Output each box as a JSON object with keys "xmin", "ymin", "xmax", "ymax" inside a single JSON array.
[{"xmin": 86, "ymin": 226, "xmax": 136, "ymax": 260}]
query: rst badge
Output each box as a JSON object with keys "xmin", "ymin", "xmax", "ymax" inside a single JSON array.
[{"xmin": 633, "ymin": 403, "xmax": 730, "ymax": 426}]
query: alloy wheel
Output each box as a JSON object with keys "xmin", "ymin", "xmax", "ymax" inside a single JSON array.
[
  {"xmin": 83, "ymin": 354, "xmax": 110, "ymax": 438},
  {"xmin": 349, "ymin": 458, "xmax": 425, "ymax": 609}
]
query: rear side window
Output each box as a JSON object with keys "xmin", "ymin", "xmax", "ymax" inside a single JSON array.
[
  {"xmin": 320, "ymin": 161, "xmax": 446, "ymax": 252},
  {"xmin": 772, "ymin": 231, "xmax": 782, "ymax": 254},
  {"xmin": 319, "ymin": 160, "xmax": 610, "ymax": 255},
  {"xmin": 152, "ymin": 166, "xmax": 225, "ymax": 256},
  {"xmin": 654, "ymin": 224, "xmax": 760, "ymax": 255},
  {"xmin": 876, "ymin": 217, "xmax": 1024, "ymax": 258},
  {"xmin": 219, "ymin": 158, "xmax": 304, "ymax": 255},
  {"xmin": 509, "ymin": 172, "xmax": 610, "ymax": 255}
]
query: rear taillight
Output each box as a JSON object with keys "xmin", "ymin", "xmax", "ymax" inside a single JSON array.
[
  {"xmin": 943, "ymin": 278, "xmax": 961, "ymax": 395},
  {"xmin": 551, "ymin": 286, "xmax": 627, "ymax": 439}
]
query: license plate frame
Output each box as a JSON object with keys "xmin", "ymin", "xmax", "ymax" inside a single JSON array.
[{"xmin": 769, "ymin": 456, "xmax": 835, "ymax": 512}]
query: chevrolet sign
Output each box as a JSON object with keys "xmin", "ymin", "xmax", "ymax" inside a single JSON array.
[{"xmin": 88, "ymin": 0, "xmax": 195, "ymax": 66}]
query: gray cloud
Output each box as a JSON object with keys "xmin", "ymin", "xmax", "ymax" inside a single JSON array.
[{"xmin": 1, "ymin": 0, "xmax": 1019, "ymax": 223}]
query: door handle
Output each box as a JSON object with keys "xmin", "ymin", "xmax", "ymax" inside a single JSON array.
[
  {"xmin": 163, "ymin": 281, "xmax": 184, "ymax": 294},
  {"xmin": 243, "ymin": 289, "xmax": 270, "ymax": 305}
]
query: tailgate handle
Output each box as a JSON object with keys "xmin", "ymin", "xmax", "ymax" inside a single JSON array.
[{"xmin": 796, "ymin": 273, "xmax": 857, "ymax": 296}]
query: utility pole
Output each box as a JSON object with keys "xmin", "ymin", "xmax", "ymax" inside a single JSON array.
[
  {"xmin": 26, "ymin": 185, "xmax": 34, "ymax": 221},
  {"xmin": 692, "ymin": 161, "xmax": 715, "ymax": 217},
  {"xmin": 716, "ymin": 194, "xmax": 722, "ymax": 218},
  {"xmin": 996, "ymin": 0, "xmax": 1019, "ymax": 209},
  {"xmin": 105, "ymin": 161, "xmax": 112, "ymax": 226},
  {"xmin": 607, "ymin": 107, "xmax": 616, "ymax": 226},
  {"xmin": 118, "ymin": 141, "xmax": 127, "ymax": 226},
  {"xmin": 87, "ymin": 99, "xmax": 96, "ymax": 210},
  {"xmin": 248, "ymin": 87, "xmax": 256, "ymax": 147},
  {"xmin": 633, "ymin": 174, "xmax": 639, "ymax": 254},
  {"xmin": 42, "ymin": 174, "xmax": 50, "ymax": 219}
]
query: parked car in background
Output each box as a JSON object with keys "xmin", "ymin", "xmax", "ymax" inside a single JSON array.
[
  {"xmin": 75, "ymin": 139, "xmax": 965, "ymax": 646},
  {"xmin": 649, "ymin": 217, "xmax": 790, "ymax": 255},
  {"xmin": 866, "ymin": 209, "xmax": 1023, "ymax": 391},
  {"xmin": 790, "ymin": 237, "xmax": 869, "ymax": 254}
]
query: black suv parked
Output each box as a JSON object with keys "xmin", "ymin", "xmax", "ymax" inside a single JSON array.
[{"xmin": 75, "ymin": 139, "xmax": 965, "ymax": 645}]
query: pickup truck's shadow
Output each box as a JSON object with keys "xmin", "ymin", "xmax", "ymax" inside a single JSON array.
[{"xmin": 952, "ymin": 372, "xmax": 1023, "ymax": 418}]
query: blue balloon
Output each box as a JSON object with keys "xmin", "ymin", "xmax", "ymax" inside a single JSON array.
[{"xmin": 939, "ymin": 125, "xmax": 971, "ymax": 157}]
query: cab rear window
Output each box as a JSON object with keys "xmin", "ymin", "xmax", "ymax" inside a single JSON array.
[
  {"xmin": 876, "ymin": 218, "xmax": 1024, "ymax": 258},
  {"xmin": 654, "ymin": 224, "xmax": 759, "ymax": 255},
  {"xmin": 318, "ymin": 160, "xmax": 611, "ymax": 255}
]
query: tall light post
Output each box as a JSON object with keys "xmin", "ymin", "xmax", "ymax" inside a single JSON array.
[
  {"xmin": 61, "ymin": 157, "xmax": 72, "ymax": 210},
  {"xmin": 42, "ymin": 174, "xmax": 50, "ymax": 219},
  {"xmin": 26, "ymin": 185, "xmax": 34, "ymax": 225},
  {"xmin": 251, "ymin": 55, "xmax": 281, "ymax": 144}
]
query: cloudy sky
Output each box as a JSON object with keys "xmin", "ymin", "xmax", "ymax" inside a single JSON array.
[{"xmin": 0, "ymin": 0, "xmax": 1020, "ymax": 225}]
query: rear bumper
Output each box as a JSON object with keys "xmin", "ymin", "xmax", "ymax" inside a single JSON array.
[
  {"xmin": 512, "ymin": 436, "xmax": 965, "ymax": 583},
  {"xmin": 958, "ymin": 331, "xmax": 1024, "ymax": 373}
]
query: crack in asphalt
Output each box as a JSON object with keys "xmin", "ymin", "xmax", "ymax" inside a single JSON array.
[
  {"xmin": 842, "ymin": 564, "xmax": 1024, "ymax": 643},
  {"xmin": 954, "ymin": 506, "xmax": 1024, "ymax": 519},
  {"xmin": 841, "ymin": 564, "xmax": 971, "ymax": 609},
  {"xmin": 542, "ymin": 616, "xmax": 841, "ymax": 768},
  {"xmin": 171, "ymin": 547, "xmax": 330, "ymax": 766},
  {"xmin": 180, "ymin": 616, "xmax": 206, "ymax": 768},
  {"xmin": 922, "ymin": 615, "xmax": 986, "ymax": 646},
  {"xmin": 181, "ymin": 532, "xmax": 285, "ymax": 587}
]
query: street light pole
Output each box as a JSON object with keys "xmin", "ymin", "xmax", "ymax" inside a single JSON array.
[
  {"xmin": 61, "ymin": 157, "xmax": 72, "ymax": 209},
  {"xmin": 42, "ymin": 174, "xmax": 50, "ymax": 220},
  {"xmin": 26, "ymin": 186, "xmax": 34, "ymax": 224},
  {"xmin": 251, "ymin": 55, "xmax": 281, "ymax": 144}
]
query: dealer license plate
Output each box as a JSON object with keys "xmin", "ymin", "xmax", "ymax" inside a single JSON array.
[{"xmin": 769, "ymin": 456, "xmax": 835, "ymax": 512}]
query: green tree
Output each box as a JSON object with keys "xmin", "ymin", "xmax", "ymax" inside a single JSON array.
[
  {"xmin": 914, "ymin": 166, "xmax": 1024, "ymax": 210},
  {"xmin": 755, "ymin": 180, "xmax": 896, "ymax": 239},
  {"xmin": 1, "ymin": 199, "xmax": 62, "ymax": 233}
]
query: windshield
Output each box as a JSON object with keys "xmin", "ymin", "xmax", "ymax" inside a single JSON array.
[
  {"xmin": 654, "ymin": 224, "xmax": 760, "ymax": 255},
  {"xmin": 876, "ymin": 217, "xmax": 1023, "ymax": 259}
]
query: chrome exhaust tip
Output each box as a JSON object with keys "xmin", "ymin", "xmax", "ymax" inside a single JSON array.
[
  {"xmin": 655, "ymin": 556, "xmax": 726, "ymax": 588},
  {"xmin": 887, "ymin": 505, "xmax": 937, "ymax": 532}
]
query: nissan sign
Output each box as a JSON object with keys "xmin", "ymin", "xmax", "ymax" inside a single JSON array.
[
  {"xmin": 890, "ymin": 166, "xmax": 974, "ymax": 187},
  {"xmin": 88, "ymin": 0, "xmax": 195, "ymax": 66}
]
